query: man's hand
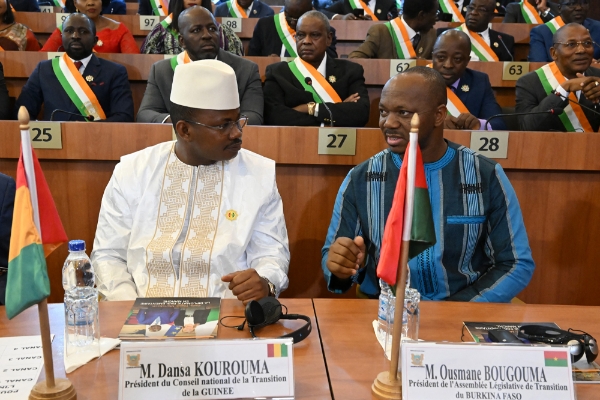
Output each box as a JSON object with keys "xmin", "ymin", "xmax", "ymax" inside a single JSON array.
[
  {"xmin": 445, "ymin": 113, "xmax": 480, "ymax": 130},
  {"xmin": 536, "ymin": 0, "xmax": 549, "ymax": 12},
  {"xmin": 293, "ymin": 103, "xmax": 309, "ymax": 113},
  {"xmin": 343, "ymin": 93, "xmax": 360, "ymax": 103},
  {"xmin": 561, "ymin": 74, "xmax": 600, "ymax": 103},
  {"xmin": 221, "ymin": 269, "xmax": 269, "ymax": 305},
  {"xmin": 326, "ymin": 236, "xmax": 366, "ymax": 280}
]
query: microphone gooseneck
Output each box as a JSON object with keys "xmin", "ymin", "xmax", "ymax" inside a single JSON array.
[
  {"xmin": 554, "ymin": 90, "xmax": 600, "ymax": 117},
  {"xmin": 497, "ymin": 35, "xmax": 513, "ymax": 62},
  {"xmin": 50, "ymin": 109, "xmax": 95, "ymax": 122},
  {"xmin": 304, "ymin": 76, "xmax": 334, "ymax": 127},
  {"xmin": 484, "ymin": 108, "xmax": 564, "ymax": 130}
]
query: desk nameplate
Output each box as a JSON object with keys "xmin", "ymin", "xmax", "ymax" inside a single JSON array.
[
  {"xmin": 29, "ymin": 122, "xmax": 62, "ymax": 149},
  {"xmin": 402, "ymin": 342, "xmax": 575, "ymax": 400},
  {"xmin": 140, "ymin": 15, "xmax": 160, "ymax": 31},
  {"xmin": 470, "ymin": 130, "xmax": 509, "ymax": 159},
  {"xmin": 221, "ymin": 18, "xmax": 242, "ymax": 32},
  {"xmin": 318, "ymin": 128, "xmax": 356, "ymax": 155},
  {"xmin": 119, "ymin": 339, "xmax": 294, "ymax": 400},
  {"xmin": 389, "ymin": 59, "xmax": 417, "ymax": 78}
]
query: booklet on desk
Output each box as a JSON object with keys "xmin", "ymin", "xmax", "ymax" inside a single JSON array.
[
  {"xmin": 463, "ymin": 321, "xmax": 600, "ymax": 384},
  {"xmin": 118, "ymin": 297, "xmax": 221, "ymax": 340}
]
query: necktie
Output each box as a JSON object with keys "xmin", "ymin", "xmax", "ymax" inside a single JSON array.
[
  {"xmin": 412, "ymin": 33, "xmax": 421, "ymax": 49},
  {"xmin": 74, "ymin": 61, "xmax": 83, "ymax": 73}
]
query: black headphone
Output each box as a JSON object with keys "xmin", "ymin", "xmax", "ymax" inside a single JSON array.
[
  {"xmin": 244, "ymin": 297, "xmax": 312, "ymax": 344},
  {"xmin": 517, "ymin": 325, "xmax": 598, "ymax": 363}
]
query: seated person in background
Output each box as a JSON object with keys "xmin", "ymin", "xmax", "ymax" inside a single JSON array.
[
  {"xmin": 141, "ymin": 0, "xmax": 244, "ymax": 56},
  {"xmin": 432, "ymin": 30, "xmax": 506, "ymax": 130},
  {"xmin": 529, "ymin": 0, "xmax": 600, "ymax": 62},
  {"xmin": 440, "ymin": 0, "xmax": 511, "ymax": 19},
  {"xmin": 263, "ymin": 11, "xmax": 369, "ymax": 126},
  {"xmin": 138, "ymin": 6, "xmax": 263, "ymax": 124},
  {"xmin": 248, "ymin": 0, "xmax": 338, "ymax": 57},
  {"xmin": 326, "ymin": 0, "xmax": 397, "ymax": 21},
  {"xmin": 516, "ymin": 23, "xmax": 600, "ymax": 132},
  {"xmin": 16, "ymin": 14, "xmax": 134, "ymax": 121},
  {"xmin": 322, "ymin": 66, "xmax": 535, "ymax": 302},
  {"xmin": 0, "ymin": 62, "xmax": 9, "ymax": 120},
  {"xmin": 349, "ymin": 0, "xmax": 438, "ymax": 59},
  {"xmin": 10, "ymin": 0, "xmax": 38, "ymax": 12},
  {"xmin": 102, "ymin": 0, "xmax": 126, "ymax": 14},
  {"xmin": 41, "ymin": 0, "xmax": 140, "ymax": 53},
  {"xmin": 0, "ymin": 0, "xmax": 41, "ymax": 51},
  {"xmin": 215, "ymin": 0, "xmax": 274, "ymax": 18},
  {"xmin": 503, "ymin": 0, "xmax": 559, "ymax": 23},
  {"xmin": 439, "ymin": 0, "xmax": 514, "ymax": 62},
  {"xmin": 0, "ymin": 173, "xmax": 15, "ymax": 306},
  {"xmin": 92, "ymin": 61, "xmax": 289, "ymax": 302}
]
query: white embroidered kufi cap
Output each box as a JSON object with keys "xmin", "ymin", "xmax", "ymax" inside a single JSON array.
[{"xmin": 170, "ymin": 59, "xmax": 240, "ymax": 109}]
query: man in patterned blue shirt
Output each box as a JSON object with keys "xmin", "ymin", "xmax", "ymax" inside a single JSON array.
[{"xmin": 321, "ymin": 66, "xmax": 535, "ymax": 302}]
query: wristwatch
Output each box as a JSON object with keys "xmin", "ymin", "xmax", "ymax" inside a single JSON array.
[
  {"xmin": 307, "ymin": 102, "xmax": 317, "ymax": 116},
  {"xmin": 262, "ymin": 277, "xmax": 276, "ymax": 297}
]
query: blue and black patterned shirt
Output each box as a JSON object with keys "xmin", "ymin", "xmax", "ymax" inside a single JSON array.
[{"xmin": 321, "ymin": 141, "xmax": 535, "ymax": 302}]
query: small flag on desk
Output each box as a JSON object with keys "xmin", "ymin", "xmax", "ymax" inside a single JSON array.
[
  {"xmin": 267, "ymin": 343, "xmax": 288, "ymax": 358},
  {"xmin": 544, "ymin": 351, "xmax": 569, "ymax": 367},
  {"xmin": 376, "ymin": 131, "xmax": 436, "ymax": 291},
  {"xmin": 5, "ymin": 120, "xmax": 67, "ymax": 320}
]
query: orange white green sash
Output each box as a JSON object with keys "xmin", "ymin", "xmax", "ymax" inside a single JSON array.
[
  {"xmin": 52, "ymin": 0, "xmax": 65, "ymax": 7},
  {"xmin": 456, "ymin": 23, "xmax": 499, "ymax": 62},
  {"xmin": 170, "ymin": 50, "xmax": 191, "ymax": 70},
  {"xmin": 520, "ymin": 0, "xmax": 543, "ymax": 24},
  {"xmin": 348, "ymin": 0, "xmax": 378, "ymax": 20},
  {"xmin": 385, "ymin": 17, "xmax": 416, "ymax": 59},
  {"xmin": 535, "ymin": 62, "xmax": 593, "ymax": 132},
  {"xmin": 160, "ymin": 13, "xmax": 177, "ymax": 38},
  {"xmin": 227, "ymin": 0, "xmax": 248, "ymax": 18},
  {"xmin": 150, "ymin": 0, "xmax": 168, "ymax": 16},
  {"xmin": 545, "ymin": 16, "xmax": 565, "ymax": 34},
  {"xmin": 438, "ymin": 0, "xmax": 464, "ymax": 23},
  {"xmin": 427, "ymin": 63, "xmax": 469, "ymax": 116},
  {"xmin": 288, "ymin": 57, "xmax": 342, "ymax": 103},
  {"xmin": 274, "ymin": 12, "xmax": 297, "ymax": 57},
  {"xmin": 51, "ymin": 54, "xmax": 106, "ymax": 121}
]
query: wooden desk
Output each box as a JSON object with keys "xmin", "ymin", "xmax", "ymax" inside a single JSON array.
[
  {"xmin": 0, "ymin": 299, "xmax": 331, "ymax": 399},
  {"xmin": 313, "ymin": 299, "xmax": 600, "ymax": 400}
]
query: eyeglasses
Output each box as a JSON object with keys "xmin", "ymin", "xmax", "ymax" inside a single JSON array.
[
  {"xmin": 184, "ymin": 115, "xmax": 248, "ymax": 133},
  {"xmin": 553, "ymin": 40, "xmax": 596, "ymax": 50},
  {"xmin": 560, "ymin": 0, "xmax": 589, "ymax": 7}
]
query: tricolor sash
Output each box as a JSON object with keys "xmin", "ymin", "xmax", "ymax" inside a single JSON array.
[
  {"xmin": 348, "ymin": 0, "xmax": 378, "ymax": 20},
  {"xmin": 227, "ymin": 0, "xmax": 248, "ymax": 18},
  {"xmin": 520, "ymin": 0, "xmax": 543, "ymax": 24},
  {"xmin": 170, "ymin": 50, "xmax": 191, "ymax": 70},
  {"xmin": 160, "ymin": 14, "xmax": 178, "ymax": 38},
  {"xmin": 545, "ymin": 16, "xmax": 565, "ymax": 34},
  {"xmin": 52, "ymin": 0, "xmax": 65, "ymax": 7},
  {"xmin": 51, "ymin": 54, "xmax": 106, "ymax": 121},
  {"xmin": 149, "ymin": 0, "xmax": 168, "ymax": 16},
  {"xmin": 385, "ymin": 17, "xmax": 416, "ymax": 59},
  {"xmin": 438, "ymin": 0, "xmax": 464, "ymax": 23},
  {"xmin": 535, "ymin": 62, "xmax": 594, "ymax": 132},
  {"xmin": 274, "ymin": 12, "xmax": 297, "ymax": 57},
  {"xmin": 426, "ymin": 63, "xmax": 469, "ymax": 117},
  {"xmin": 456, "ymin": 23, "xmax": 499, "ymax": 62},
  {"xmin": 288, "ymin": 57, "xmax": 342, "ymax": 103}
]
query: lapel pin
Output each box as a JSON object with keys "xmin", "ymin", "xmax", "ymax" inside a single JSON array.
[
  {"xmin": 419, "ymin": 47, "xmax": 423, "ymax": 53},
  {"xmin": 85, "ymin": 75, "xmax": 94, "ymax": 82},
  {"xmin": 376, "ymin": 8, "xmax": 381, "ymax": 13},
  {"xmin": 253, "ymin": 9, "xmax": 257, "ymax": 14},
  {"xmin": 97, "ymin": 39, "xmax": 103, "ymax": 47},
  {"xmin": 328, "ymin": 75, "xmax": 336, "ymax": 83},
  {"xmin": 461, "ymin": 84, "xmax": 469, "ymax": 92},
  {"xmin": 493, "ymin": 42, "xmax": 499, "ymax": 48}
]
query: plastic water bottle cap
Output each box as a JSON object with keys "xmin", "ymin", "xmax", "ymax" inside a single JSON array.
[{"xmin": 68, "ymin": 240, "xmax": 85, "ymax": 252}]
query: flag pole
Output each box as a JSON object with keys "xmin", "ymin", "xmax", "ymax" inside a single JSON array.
[
  {"xmin": 372, "ymin": 113, "xmax": 420, "ymax": 400},
  {"xmin": 18, "ymin": 107, "xmax": 76, "ymax": 400}
]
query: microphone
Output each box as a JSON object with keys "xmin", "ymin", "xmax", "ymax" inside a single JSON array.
[
  {"xmin": 497, "ymin": 34, "xmax": 513, "ymax": 62},
  {"xmin": 50, "ymin": 109, "xmax": 95, "ymax": 121},
  {"xmin": 483, "ymin": 108, "xmax": 564, "ymax": 130},
  {"xmin": 554, "ymin": 90, "xmax": 600, "ymax": 116},
  {"xmin": 304, "ymin": 76, "xmax": 334, "ymax": 127}
]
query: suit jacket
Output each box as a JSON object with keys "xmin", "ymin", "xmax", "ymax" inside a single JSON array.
[
  {"xmin": 0, "ymin": 62, "xmax": 10, "ymax": 120},
  {"xmin": 437, "ymin": 27, "xmax": 514, "ymax": 62},
  {"xmin": 102, "ymin": 0, "xmax": 127, "ymax": 15},
  {"xmin": 248, "ymin": 15, "xmax": 338, "ymax": 57},
  {"xmin": 15, "ymin": 55, "xmax": 133, "ymax": 122},
  {"xmin": 529, "ymin": 18, "xmax": 600, "ymax": 62},
  {"xmin": 0, "ymin": 173, "xmax": 15, "ymax": 306},
  {"xmin": 263, "ymin": 57, "xmax": 370, "ymax": 127},
  {"xmin": 215, "ymin": 0, "xmax": 274, "ymax": 18},
  {"xmin": 138, "ymin": 0, "xmax": 211, "ymax": 14},
  {"xmin": 348, "ymin": 22, "xmax": 436, "ymax": 59},
  {"xmin": 11, "ymin": 0, "xmax": 40, "ymax": 11},
  {"xmin": 137, "ymin": 49, "xmax": 264, "ymax": 124},
  {"xmin": 455, "ymin": 68, "xmax": 506, "ymax": 130},
  {"xmin": 325, "ymin": 0, "xmax": 397, "ymax": 21},
  {"xmin": 515, "ymin": 66, "xmax": 600, "ymax": 132},
  {"xmin": 502, "ymin": 1, "xmax": 559, "ymax": 23}
]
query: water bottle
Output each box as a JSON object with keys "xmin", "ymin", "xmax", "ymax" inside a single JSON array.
[{"xmin": 63, "ymin": 240, "xmax": 100, "ymax": 355}]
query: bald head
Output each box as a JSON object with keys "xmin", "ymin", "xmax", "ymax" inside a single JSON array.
[
  {"xmin": 434, "ymin": 29, "xmax": 471, "ymax": 54},
  {"xmin": 400, "ymin": 67, "xmax": 447, "ymax": 107},
  {"xmin": 552, "ymin": 22, "xmax": 589, "ymax": 44},
  {"xmin": 179, "ymin": 5, "xmax": 216, "ymax": 29},
  {"xmin": 284, "ymin": 0, "xmax": 313, "ymax": 29},
  {"xmin": 178, "ymin": 6, "xmax": 219, "ymax": 60}
]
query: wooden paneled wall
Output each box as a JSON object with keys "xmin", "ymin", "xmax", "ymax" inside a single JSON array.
[{"xmin": 2, "ymin": 124, "xmax": 600, "ymax": 306}]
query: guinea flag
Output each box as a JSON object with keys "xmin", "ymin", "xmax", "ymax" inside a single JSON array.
[
  {"xmin": 5, "ymin": 118, "xmax": 67, "ymax": 319},
  {"xmin": 376, "ymin": 131, "xmax": 436, "ymax": 288},
  {"xmin": 544, "ymin": 351, "xmax": 569, "ymax": 367}
]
